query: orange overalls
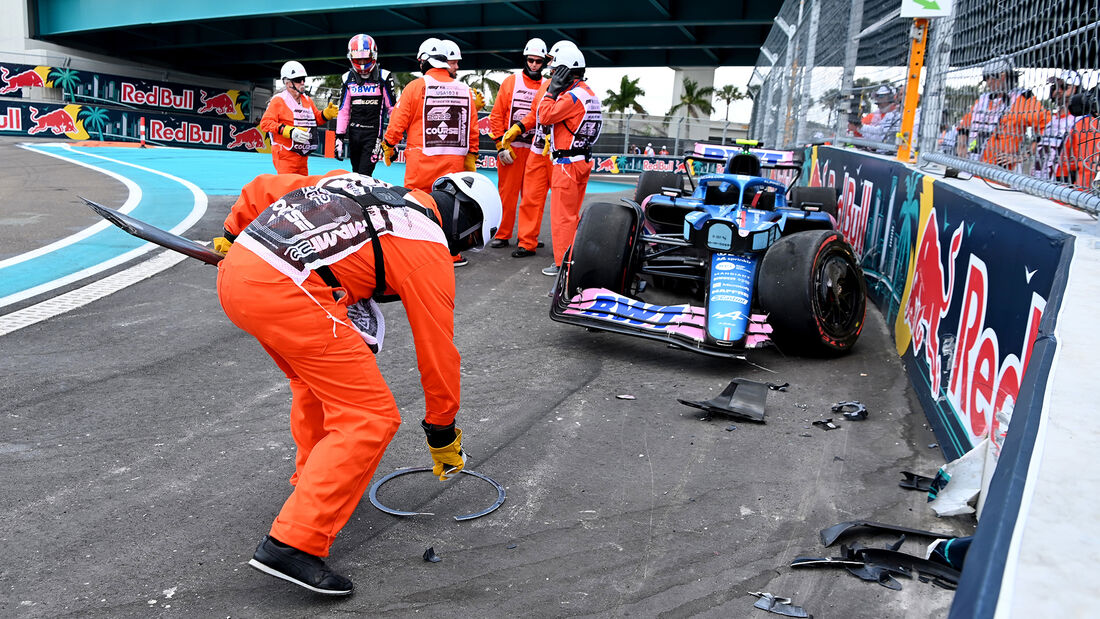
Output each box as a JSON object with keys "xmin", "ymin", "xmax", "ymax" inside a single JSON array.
[
  {"xmin": 537, "ymin": 79, "xmax": 603, "ymax": 266},
  {"xmin": 1064, "ymin": 115, "xmax": 1100, "ymax": 189},
  {"xmin": 383, "ymin": 67, "xmax": 479, "ymax": 192},
  {"xmin": 512, "ymin": 81, "xmax": 554, "ymax": 253},
  {"xmin": 489, "ymin": 71, "xmax": 542, "ymax": 241},
  {"xmin": 959, "ymin": 90, "xmax": 1050, "ymax": 168},
  {"xmin": 217, "ymin": 172, "xmax": 459, "ymax": 558},
  {"xmin": 259, "ymin": 90, "xmax": 328, "ymax": 175}
]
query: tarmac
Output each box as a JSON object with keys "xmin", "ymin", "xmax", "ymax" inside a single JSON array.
[{"xmin": 0, "ymin": 137, "xmax": 969, "ymax": 617}]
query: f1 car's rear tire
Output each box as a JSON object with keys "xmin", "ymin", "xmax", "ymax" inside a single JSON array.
[
  {"xmin": 565, "ymin": 202, "xmax": 638, "ymax": 295},
  {"xmin": 634, "ymin": 171, "xmax": 683, "ymax": 203},
  {"xmin": 789, "ymin": 186, "xmax": 839, "ymax": 219},
  {"xmin": 757, "ymin": 230, "xmax": 866, "ymax": 356}
]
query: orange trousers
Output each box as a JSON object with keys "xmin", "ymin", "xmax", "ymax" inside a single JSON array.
[
  {"xmin": 403, "ymin": 148, "xmax": 465, "ymax": 193},
  {"xmin": 494, "ymin": 147, "xmax": 531, "ymax": 240},
  {"xmin": 514, "ymin": 153, "xmax": 553, "ymax": 251},
  {"xmin": 217, "ymin": 247, "xmax": 402, "ymax": 558},
  {"xmin": 272, "ymin": 147, "xmax": 310, "ymax": 175},
  {"xmin": 549, "ymin": 160, "xmax": 592, "ymax": 265}
]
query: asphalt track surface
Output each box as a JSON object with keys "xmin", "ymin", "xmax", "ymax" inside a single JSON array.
[{"xmin": 0, "ymin": 137, "xmax": 968, "ymax": 618}]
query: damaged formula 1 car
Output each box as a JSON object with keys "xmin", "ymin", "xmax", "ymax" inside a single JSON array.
[{"xmin": 549, "ymin": 142, "xmax": 867, "ymax": 358}]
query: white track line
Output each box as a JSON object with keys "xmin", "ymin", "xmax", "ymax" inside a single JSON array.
[{"xmin": 0, "ymin": 143, "xmax": 209, "ymax": 323}]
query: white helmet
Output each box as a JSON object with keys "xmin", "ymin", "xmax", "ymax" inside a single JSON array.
[
  {"xmin": 280, "ymin": 61, "xmax": 308, "ymax": 81},
  {"xmin": 982, "ymin": 56, "xmax": 1015, "ymax": 79},
  {"xmin": 523, "ymin": 38, "xmax": 548, "ymax": 57},
  {"xmin": 548, "ymin": 41, "xmax": 584, "ymax": 69},
  {"xmin": 440, "ymin": 39, "xmax": 462, "ymax": 61},
  {"xmin": 418, "ymin": 37, "xmax": 449, "ymax": 69},
  {"xmin": 432, "ymin": 172, "xmax": 503, "ymax": 252}
]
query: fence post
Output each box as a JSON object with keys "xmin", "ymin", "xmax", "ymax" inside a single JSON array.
[
  {"xmin": 918, "ymin": 13, "xmax": 955, "ymax": 158},
  {"xmin": 897, "ymin": 18, "xmax": 929, "ymax": 162},
  {"xmin": 623, "ymin": 114, "xmax": 632, "ymax": 154},
  {"xmin": 794, "ymin": 0, "xmax": 820, "ymax": 146},
  {"xmin": 138, "ymin": 117, "xmax": 145, "ymax": 148},
  {"xmin": 836, "ymin": 0, "xmax": 864, "ymax": 138}
]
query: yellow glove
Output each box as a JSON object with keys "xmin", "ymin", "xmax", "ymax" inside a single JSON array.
[
  {"xmin": 464, "ymin": 152, "xmax": 478, "ymax": 172},
  {"xmin": 542, "ymin": 139, "xmax": 552, "ymax": 156},
  {"xmin": 322, "ymin": 101, "xmax": 339, "ymax": 121},
  {"xmin": 279, "ymin": 124, "xmax": 295, "ymax": 139},
  {"xmin": 495, "ymin": 140, "xmax": 515, "ymax": 165},
  {"xmin": 423, "ymin": 422, "xmax": 467, "ymax": 480},
  {"xmin": 472, "ymin": 88, "xmax": 485, "ymax": 111},
  {"xmin": 280, "ymin": 125, "xmax": 310, "ymax": 144},
  {"xmin": 501, "ymin": 123, "xmax": 524, "ymax": 147},
  {"xmin": 212, "ymin": 236, "xmax": 233, "ymax": 255},
  {"xmin": 382, "ymin": 141, "xmax": 396, "ymax": 166}
]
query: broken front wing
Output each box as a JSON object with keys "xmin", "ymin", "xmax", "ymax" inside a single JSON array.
[{"xmin": 549, "ymin": 286, "xmax": 773, "ymax": 360}]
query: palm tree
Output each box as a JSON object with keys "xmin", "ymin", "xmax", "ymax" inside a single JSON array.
[
  {"xmin": 389, "ymin": 71, "xmax": 417, "ymax": 96},
  {"xmin": 668, "ymin": 78, "xmax": 715, "ymax": 119},
  {"xmin": 715, "ymin": 84, "xmax": 745, "ymax": 121},
  {"xmin": 49, "ymin": 67, "xmax": 81, "ymax": 97},
  {"xmin": 602, "ymin": 75, "xmax": 647, "ymax": 114},
  {"xmin": 78, "ymin": 106, "xmax": 111, "ymax": 139},
  {"xmin": 460, "ymin": 70, "xmax": 503, "ymax": 106}
]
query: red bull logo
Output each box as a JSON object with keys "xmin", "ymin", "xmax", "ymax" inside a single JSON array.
[
  {"xmin": 0, "ymin": 108, "xmax": 21, "ymax": 131},
  {"xmin": 28, "ymin": 106, "xmax": 77, "ymax": 135},
  {"xmin": 903, "ymin": 210, "xmax": 964, "ymax": 397},
  {"xmin": 120, "ymin": 83, "xmax": 194, "ymax": 111},
  {"xmin": 148, "ymin": 119, "xmax": 223, "ymax": 146},
  {"xmin": 477, "ymin": 115, "xmax": 491, "ymax": 135},
  {"xmin": 595, "ymin": 155, "xmax": 619, "ymax": 174},
  {"xmin": 226, "ymin": 126, "xmax": 267, "ymax": 151},
  {"xmin": 838, "ymin": 172, "xmax": 873, "ymax": 256},
  {"xmin": 946, "ymin": 256, "xmax": 1045, "ymax": 442},
  {"xmin": 0, "ymin": 67, "xmax": 46, "ymax": 95},
  {"xmin": 196, "ymin": 90, "xmax": 237, "ymax": 116}
]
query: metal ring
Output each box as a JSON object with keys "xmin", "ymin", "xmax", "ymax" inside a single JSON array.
[{"xmin": 368, "ymin": 466, "xmax": 506, "ymax": 522}]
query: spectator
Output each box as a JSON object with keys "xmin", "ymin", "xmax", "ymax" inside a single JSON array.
[
  {"xmin": 861, "ymin": 85, "xmax": 901, "ymax": 149},
  {"xmin": 1063, "ymin": 81, "xmax": 1100, "ymax": 190},
  {"xmin": 1032, "ymin": 70, "xmax": 1081, "ymax": 182},
  {"xmin": 658, "ymin": 145, "xmax": 669, "ymax": 155},
  {"xmin": 644, "ymin": 142, "xmax": 655, "ymax": 156},
  {"xmin": 629, "ymin": 143, "xmax": 640, "ymax": 155},
  {"xmin": 956, "ymin": 56, "xmax": 1049, "ymax": 171}
]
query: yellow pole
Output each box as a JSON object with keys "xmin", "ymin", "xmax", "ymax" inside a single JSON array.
[{"xmin": 897, "ymin": 18, "xmax": 929, "ymax": 163}]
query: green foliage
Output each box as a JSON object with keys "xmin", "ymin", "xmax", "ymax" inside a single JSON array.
[
  {"xmin": 715, "ymin": 84, "xmax": 745, "ymax": 121},
  {"xmin": 668, "ymin": 78, "xmax": 715, "ymax": 119},
  {"xmin": 602, "ymin": 75, "xmax": 647, "ymax": 114},
  {"xmin": 460, "ymin": 70, "xmax": 504, "ymax": 107}
]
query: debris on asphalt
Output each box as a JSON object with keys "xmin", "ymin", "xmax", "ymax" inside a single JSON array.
[
  {"xmin": 749, "ymin": 591, "xmax": 810, "ymax": 617},
  {"xmin": 506, "ymin": 543, "xmax": 518, "ymax": 550},
  {"xmin": 616, "ymin": 394, "xmax": 636, "ymax": 400},
  {"xmin": 678, "ymin": 378, "xmax": 767, "ymax": 423},
  {"xmin": 812, "ymin": 418, "xmax": 839, "ymax": 431},
  {"xmin": 832, "ymin": 401, "xmax": 867, "ymax": 420},
  {"xmin": 928, "ymin": 443, "xmax": 938, "ymax": 449},
  {"xmin": 820, "ymin": 520, "xmax": 955, "ymax": 547},
  {"xmin": 725, "ymin": 425, "xmax": 737, "ymax": 432},
  {"xmin": 899, "ymin": 471, "xmax": 935, "ymax": 492},
  {"xmin": 766, "ymin": 382, "xmax": 789, "ymax": 392},
  {"xmin": 423, "ymin": 547, "xmax": 441, "ymax": 562}
]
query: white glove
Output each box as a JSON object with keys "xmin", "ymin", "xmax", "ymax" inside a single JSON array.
[
  {"xmin": 334, "ymin": 138, "xmax": 345, "ymax": 160},
  {"xmin": 497, "ymin": 148, "xmax": 515, "ymax": 166},
  {"xmin": 290, "ymin": 127, "xmax": 310, "ymax": 145}
]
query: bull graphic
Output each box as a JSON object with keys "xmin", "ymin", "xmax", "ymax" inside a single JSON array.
[
  {"xmin": 0, "ymin": 66, "xmax": 48, "ymax": 95},
  {"xmin": 197, "ymin": 90, "xmax": 238, "ymax": 116},
  {"xmin": 28, "ymin": 106, "xmax": 77, "ymax": 135},
  {"xmin": 226, "ymin": 126, "xmax": 267, "ymax": 151},
  {"xmin": 903, "ymin": 210, "xmax": 965, "ymax": 396}
]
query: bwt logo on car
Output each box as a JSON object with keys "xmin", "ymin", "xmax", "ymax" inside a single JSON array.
[
  {"xmin": 148, "ymin": 120, "xmax": 223, "ymax": 145},
  {"xmin": 28, "ymin": 106, "xmax": 76, "ymax": 135},
  {"xmin": 120, "ymin": 83, "xmax": 194, "ymax": 111},
  {"xmin": 0, "ymin": 108, "xmax": 22, "ymax": 131},
  {"xmin": 426, "ymin": 107, "xmax": 451, "ymax": 122}
]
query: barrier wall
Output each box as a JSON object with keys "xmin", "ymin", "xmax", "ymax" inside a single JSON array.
[
  {"xmin": 808, "ymin": 146, "xmax": 1071, "ymax": 460},
  {"xmin": 0, "ymin": 100, "xmax": 271, "ymax": 152},
  {"xmin": 0, "ymin": 61, "xmax": 251, "ymax": 120},
  {"xmin": 807, "ymin": 145, "xmax": 1074, "ymax": 615}
]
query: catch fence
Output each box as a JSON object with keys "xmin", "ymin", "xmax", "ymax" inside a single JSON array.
[{"xmin": 748, "ymin": 0, "xmax": 1100, "ymax": 212}]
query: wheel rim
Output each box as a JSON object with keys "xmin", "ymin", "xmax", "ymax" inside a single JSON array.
[{"xmin": 813, "ymin": 250, "xmax": 863, "ymax": 339}]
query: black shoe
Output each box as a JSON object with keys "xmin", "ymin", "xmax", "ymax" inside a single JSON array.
[
  {"xmin": 489, "ymin": 238, "xmax": 510, "ymax": 248},
  {"xmin": 511, "ymin": 247, "xmax": 536, "ymax": 258},
  {"xmin": 249, "ymin": 536, "xmax": 353, "ymax": 596}
]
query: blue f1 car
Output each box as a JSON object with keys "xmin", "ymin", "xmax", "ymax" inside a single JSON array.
[{"xmin": 549, "ymin": 144, "xmax": 867, "ymax": 358}]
